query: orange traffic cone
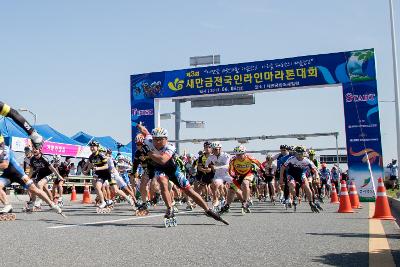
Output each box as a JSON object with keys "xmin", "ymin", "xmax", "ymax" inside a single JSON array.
[
  {"xmin": 70, "ymin": 184, "xmax": 77, "ymax": 201},
  {"xmin": 82, "ymin": 183, "xmax": 92, "ymax": 204},
  {"xmin": 330, "ymin": 183, "xmax": 340, "ymax": 204},
  {"xmin": 338, "ymin": 180, "xmax": 354, "ymax": 213},
  {"xmin": 348, "ymin": 181, "xmax": 361, "ymax": 209},
  {"xmin": 372, "ymin": 177, "xmax": 395, "ymax": 220}
]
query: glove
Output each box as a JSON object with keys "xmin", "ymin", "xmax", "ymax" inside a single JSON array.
[{"xmin": 142, "ymin": 144, "xmax": 151, "ymax": 154}]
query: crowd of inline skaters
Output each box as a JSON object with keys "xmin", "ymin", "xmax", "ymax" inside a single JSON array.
[{"xmin": 0, "ymin": 101, "xmax": 348, "ymax": 224}]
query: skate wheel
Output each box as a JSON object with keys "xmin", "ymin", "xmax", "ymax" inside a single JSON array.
[
  {"xmin": 164, "ymin": 218, "xmax": 169, "ymax": 228},
  {"xmin": 172, "ymin": 217, "xmax": 177, "ymax": 227}
]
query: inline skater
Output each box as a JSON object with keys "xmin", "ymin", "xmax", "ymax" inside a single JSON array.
[
  {"xmin": 273, "ymin": 145, "xmax": 292, "ymax": 204},
  {"xmin": 205, "ymin": 141, "xmax": 232, "ymax": 211},
  {"xmin": 194, "ymin": 143, "xmax": 214, "ymax": 202},
  {"xmin": 137, "ymin": 124, "xmax": 228, "ymax": 227},
  {"xmin": 319, "ymin": 163, "xmax": 331, "ymax": 200},
  {"xmin": 307, "ymin": 149, "xmax": 321, "ymax": 202},
  {"xmin": 52, "ymin": 156, "xmax": 71, "ymax": 206},
  {"xmin": 86, "ymin": 141, "xmax": 114, "ymax": 211},
  {"xmin": 0, "ymin": 101, "xmax": 43, "ymax": 148},
  {"xmin": 261, "ymin": 154, "xmax": 277, "ymax": 203},
  {"xmin": 27, "ymin": 148, "xmax": 63, "ymax": 211},
  {"xmin": 0, "ymin": 135, "xmax": 63, "ymax": 218},
  {"xmin": 103, "ymin": 149, "xmax": 138, "ymax": 211},
  {"xmin": 228, "ymin": 145, "xmax": 265, "ymax": 214},
  {"xmin": 280, "ymin": 146, "xmax": 322, "ymax": 213},
  {"xmin": 131, "ymin": 133, "xmax": 158, "ymax": 215}
]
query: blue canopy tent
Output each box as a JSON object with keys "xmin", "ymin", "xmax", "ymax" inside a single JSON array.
[
  {"xmin": 71, "ymin": 131, "xmax": 132, "ymax": 159},
  {"xmin": 1, "ymin": 117, "xmax": 81, "ymax": 145}
]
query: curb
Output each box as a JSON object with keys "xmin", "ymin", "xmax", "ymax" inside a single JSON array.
[{"xmin": 389, "ymin": 197, "xmax": 400, "ymax": 218}]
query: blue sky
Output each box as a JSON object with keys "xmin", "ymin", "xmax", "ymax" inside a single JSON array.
[{"xmin": 1, "ymin": 0, "xmax": 399, "ymax": 163}]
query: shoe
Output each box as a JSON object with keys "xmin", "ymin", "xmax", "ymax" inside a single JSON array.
[
  {"xmin": 0, "ymin": 204, "xmax": 13, "ymax": 214},
  {"xmin": 206, "ymin": 209, "xmax": 229, "ymax": 225},
  {"xmin": 293, "ymin": 197, "xmax": 298, "ymax": 206},
  {"xmin": 98, "ymin": 202, "xmax": 107, "ymax": 209},
  {"xmin": 52, "ymin": 204, "xmax": 62, "ymax": 214}
]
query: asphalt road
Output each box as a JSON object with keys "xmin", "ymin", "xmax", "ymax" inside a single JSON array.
[{"xmin": 1, "ymin": 197, "xmax": 399, "ymax": 267}]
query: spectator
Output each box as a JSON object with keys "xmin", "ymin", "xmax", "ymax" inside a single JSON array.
[
  {"xmin": 387, "ymin": 159, "xmax": 398, "ymax": 189},
  {"xmin": 69, "ymin": 162, "xmax": 76, "ymax": 175},
  {"xmin": 76, "ymin": 158, "xmax": 86, "ymax": 175}
]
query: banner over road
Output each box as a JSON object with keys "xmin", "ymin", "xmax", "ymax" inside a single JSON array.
[{"xmin": 131, "ymin": 49, "xmax": 382, "ymax": 201}]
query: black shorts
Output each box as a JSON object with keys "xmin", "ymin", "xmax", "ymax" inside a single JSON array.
[
  {"xmin": 0, "ymin": 164, "xmax": 33, "ymax": 188},
  {"xmin": 201, "ymin": 173, "xmax": 214, "ymax": 185},
  {"xmin": 390, "ymin": 175, "xmax": 398, "ymax": 181},
  {"xmin": 264, "ymin": 175, "xmax": 274, "ymax": 183}
]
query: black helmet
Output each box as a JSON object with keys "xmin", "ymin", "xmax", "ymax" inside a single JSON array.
[
  {"xmin": 89, "ymin": 140, "xmax": 100, "ymax": 147},
  {"xmin": 294, "ymin": 146, "xmax": 306, "ymax": 154},
  {"xmin": 280, "ymin": 144, "xmax": 288, "ymax": 150},
  {"xmin": 203, "ymin": 141, "xmax": 211, "ymax": 147}
]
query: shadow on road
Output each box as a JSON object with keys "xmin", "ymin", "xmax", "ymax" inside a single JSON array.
[
  {"xmin": 313, "ymin": 249, "xmax": 400, "ymax": 267},
  {"xmin": 307, "ymin": 232, "xmax": 400, "ymax": 240}
]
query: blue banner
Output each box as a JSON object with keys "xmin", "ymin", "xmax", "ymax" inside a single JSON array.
[
  {"xmin": 131, "ymin": 49, "xmax": 375, "ymax": 99},
  {"xmin": 342, "ymin": 80, "xmax": 384, "ymax": 201}
]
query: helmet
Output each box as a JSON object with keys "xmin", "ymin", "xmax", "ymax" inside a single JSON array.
[
  {"xmin": 210, "ymin": 141, "xmax": 222, "ymax": 149},
  {"xmin": 280, "ymin": 144, "xmax": 288, "ymax": 150},
  {"xmin": 198, "ymin": 150, "xmax": 203, "ymax": 156},
  {"xmin": 151, "ymin": 127, "xmax": 168, "ymax": 138},
  {"xmin": 308, "ymin": 149, "xmax": 315, "ymax": 156},
  {"xmin": 233, "ymin": 145, "xmax": 246, "ymax": 155},
  {"xmin": 98, "ymin": 147, "xmax": 106, "ymax": 153},
  {"xmin": 89, "ymin": 140, "xmax": 100, "ymax": 147},
  {"xmin": 135, "ymin": 134, "xmax": 145, "ymax": 145},
  {"xmin": 203, "ymin": 141, "xmax": 211, "ymax": 147},
  {"xmin": 265, "ymin": 154, "xmax": 273, "ymax": 160},
  {"xmin": 52, "ymin": 155, "xmax": 61, "ymax": 164},
  {"xmin": 294, "ymin": 145, "xmax": 306, "ymax": 154},
  {"xmin": 106, "ymin": 148, "xmax": 112, "ymax": 155},
  {"xmin": 24, "ymin": 146, "xmax": 31, "ymax": 152},
  {"xmin": 117, "ymin": 155, "xmax": 125, "ymax": 161}
]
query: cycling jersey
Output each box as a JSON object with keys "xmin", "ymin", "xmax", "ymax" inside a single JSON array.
[
  {"xmin": 89, "ymin": 151, "xmax": 111, "ymax": 181},
  {"xmin": 206, "ymin": 152, "xmax": 231, "ymax": 178},
  {"xmin": 143, "ymin": 135, "xmax": 190, "ymax": 189},
  {"xmin": 229, "ymin": 154, "xmax": 262, "ymax": 177},
  {"xmin": 283, "ymin": 157, "xmax": 316, "ymax": 182},
  {"xmin": 319, "ymin": 168, "xmax": 331, "ymax": 181},
  {"xmin": 30, "ymin": 155, "xmax": 53, "ymax": 181},
  {"xmin": 261, "ymin": 161, "xmax": 277, "ymax": 182},
  {"xmin": 331, "ymin": 169, "xmax": 340, "ymax": 182},
  {"xmin": 196, "ymin": 154, "xmax": 214, "ymax": 184}
]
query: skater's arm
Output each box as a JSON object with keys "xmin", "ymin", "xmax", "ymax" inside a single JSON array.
[
  {"xmin": 137, "ymin": 124, "xmax": 150, "ymax": 137},
  {"xmin": 93, "ymin": 163, "xmax": 108, "ymax": 171},
  {"xmin": 49, "ymin": 164, "xmax": 63, "ymax": 180},
  {"xmin": 147, "ymin": 151, "xmax": 171, "ymax": 165}
]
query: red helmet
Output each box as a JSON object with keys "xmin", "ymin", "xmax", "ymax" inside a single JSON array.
[{"xmin": 135, "ymin": 134, "xmax": 144, "ymax": 145}]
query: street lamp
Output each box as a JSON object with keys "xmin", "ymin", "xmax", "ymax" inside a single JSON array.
[{"xmin": 18, "ymin": 108, "xmax": 37, "ymax": 125}]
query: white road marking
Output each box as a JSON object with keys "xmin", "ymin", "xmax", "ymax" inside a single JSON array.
[{"xmin": 48, "ymin": 211, "xmax": 191, "ymax": 229}]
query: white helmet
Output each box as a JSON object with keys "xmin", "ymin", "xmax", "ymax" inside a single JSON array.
[
  {"xmin": 117, "ymin": 155, "xmax": 125, "ymax": 161},
  {"xmin": 210, "ymin": 141, "xmax": 222, "ymax": 149},
  {"xmin": 151, "ymin": 127, "xmax": 168, "ymax": 138},
  {"xmin": 233, "ymin": 145, "xmax": 246, "ymax": 155}
]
